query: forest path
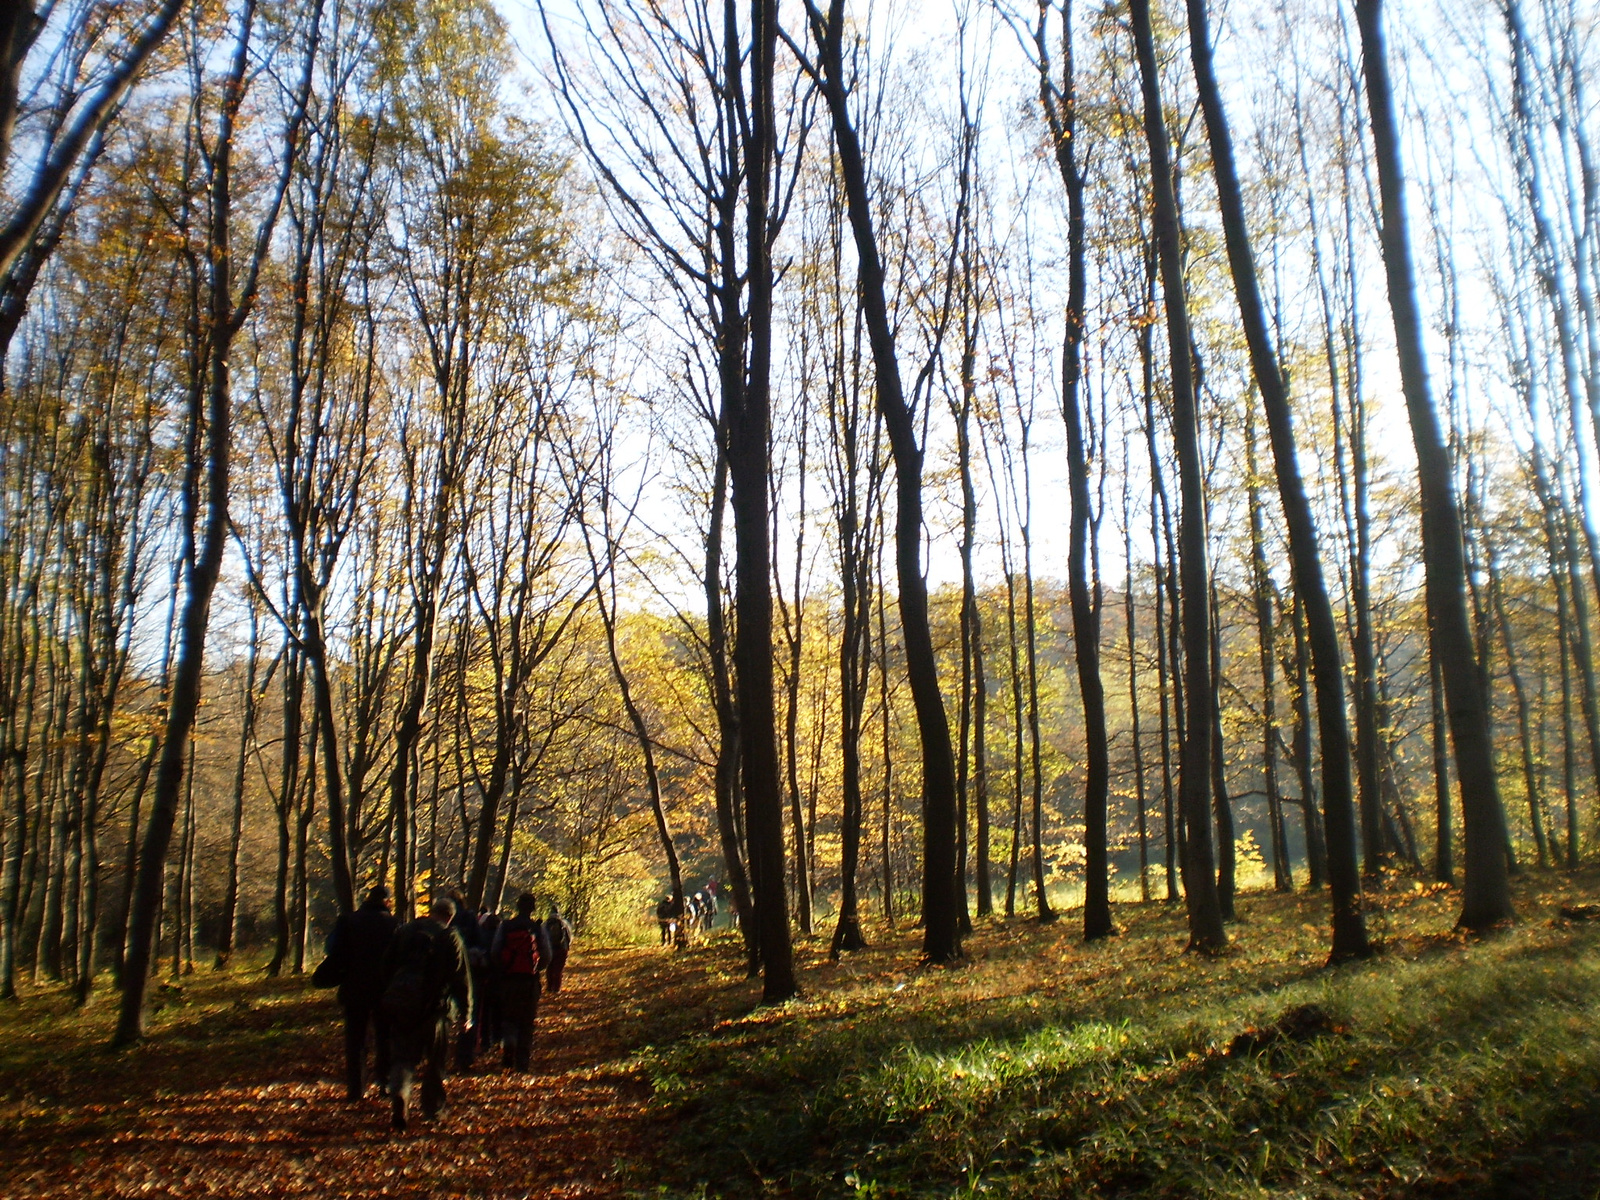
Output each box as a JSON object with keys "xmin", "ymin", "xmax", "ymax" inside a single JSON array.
[{"xmin": 0, "ymin": 938, "xmax": 750, "ymax": 1199}]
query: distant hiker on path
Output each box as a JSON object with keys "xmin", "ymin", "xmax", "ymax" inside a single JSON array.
[
  {"xmin": 490, "ymin": 893, "xmax": 550, "ymax": 1073},
  {"xmin": 381, "ymin": 895, "xmax": 473, "ymax": 1131},
  {"xmin": 544, "ymin": 903, "xmax": 573, "ymax": 994},
  {"xmin": 325, "ymin": 884, "xmax": 399, "ymax": 1101}
]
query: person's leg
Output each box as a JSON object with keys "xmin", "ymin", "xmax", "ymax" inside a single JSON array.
[
  {"xmin": 422, "ymin": 1017, "xmax": 449, "ymax": 1119},
  {"xmin": 374, "ymin": 1006, "xmax": 391, "ymax": 1094},
  {"xmin": 389, "ymin": 1024, "xmax": 418, "ymax": 1131},
  {"xmin": 343, "ymin": 1003, "xmax": 367, "ymax": 1100},
  {"xmin": 516, "ymin": 979, "xmax": 540, "ymax": 1072},
  {"xmin": 500, "ymin": 980, "xmax": 518, "ymax": 1068}
]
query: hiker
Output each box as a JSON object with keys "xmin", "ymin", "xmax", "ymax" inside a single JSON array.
[
  {"xmin": 490, "ymin": 893, "xmax": 551, "ymax": 1073},
  {"xmin": 380, "ymin": 895, "xmax": 473, "ymax": 1131},
  {"xmin": 701, "ymin": 881, "xmax": 719, "ymax": 931},
  {"xmin": 325, "ymin": 884, "xmax": 400, "ymax": 1100},
  {"xmin": 655, "ymin": 895, "xmax": 674, "ymax": 945},
  {"xmin": 447, "ymin": 889, "xmax": 486, "ymax": 1071},
  {"xmin": 544, "ymin": 903, "xmax": 573, "ymax": 994},
  {"xmin": 477, "ymin": 910, "xmax": 503, "ymax": 1057}
]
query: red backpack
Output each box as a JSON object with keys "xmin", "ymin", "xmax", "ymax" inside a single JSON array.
[{"xmin": 498, "ymin": 924, "xmax": 540, "ymax": 977}]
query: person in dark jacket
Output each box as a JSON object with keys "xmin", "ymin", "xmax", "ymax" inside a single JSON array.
[
  {"xmin": 544, "ymin": 903, "xmax": 573, "ymax": 994},
  {"xmin": 381, "ymin": 895, "xmax": 473, "ymax": 1131},
  {"xmin": 476, "ymin": 910, "xmax": 502, "ymax": 1057},
  {"xmin": 325, "ymin": 884, "xmax": 399, "ymax": 1100},
  {"xmin": 489, "ymin": 893, "xmax": 551, "ymax": 1073},
  {"xmin": 447, "ymin": 889, "xmax": 485, "ymax": 1071}
]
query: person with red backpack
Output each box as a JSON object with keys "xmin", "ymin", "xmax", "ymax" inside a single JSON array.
[{"xmin": 490, "ymin": 893, "xmax": 551, "ymax": 1073}]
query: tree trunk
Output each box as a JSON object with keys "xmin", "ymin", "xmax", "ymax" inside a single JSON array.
[
  {"xmin": 215, "ymin": 614, "xmax": 262, "ymax": 969},
  {"xmin": 1129, "ymin": 0, "xmax": 1225, "ymax": 951},
  {"xmin": 1486, "ymin": 535, "xmax": 1545, "ymax": 865},
  {"xmin": 1187, "ymin": 0, "xmax": 1365, "ymax": 954},
  {"xmin": 732, "ymin": 0, "xmax": 796, "ymax": 998},
  {"xmin": 1356, "ymin": 0, "xmax": 1513, "ymax": 929},
  {"xmin": 1004, "ymin": 565, "xmax": 1025, "ymax": 917},
  {"xmin": 877, "ymin": 553, "xmax": 894, "ymax": 929},
  {"xmin": 955, "ymin": 279, "xmax": 980, "ymax": 934},
  {"xmin": 1244, "ymin": 413, "xmax": 1290, "ymax": 893},
  {"xmin": 1125, "ymin": 490, "xmax": 1151, "ymax": 903},
  {"xmin": 1210, "ymin": 583, "xmax": 1236, "ymax": 921},
  {"xmin": 706, "ymin": 438, "xmax": 758, "ymax": 970},
  {"xmin": 806, "ymin": 0, "xmax": 961, "ymax": 962},
  {"xmin": 1022, "ymin": 514, "xmax": 1054, "ymax": 924},
  {"xmin": 1036, "ymin": 0, "xmax": 1107, "ymax": 939},
  {"xmin": 114, "ymin": 13, "xmax": 248, "ymax": 1038}
]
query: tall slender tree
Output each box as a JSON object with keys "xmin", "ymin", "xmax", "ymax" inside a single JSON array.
[
  {"xmin": 1127, "ymin": 0, "xmax": 1225, "ymax": 951},
  {"xmin": 115, "ymin": 0, "xmax": 320, "ymax": 1044},
  {"xmin": 792, "ymin": 0, "xmax": 968, "ymax": 962},
  {"xmin": 1185, "ymin": 0, "xmax": 1368, "ymax": 959},
  {"xmin": 1355, "ymin": 0, "xmax": 1513, "ymax": 929}
]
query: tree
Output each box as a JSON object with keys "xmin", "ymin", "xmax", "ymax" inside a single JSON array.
[
  {"xmin": 1355, "ymin": 0, "xmax": 1513, "ymax": 930},
  {"xmin": 0, "ymin": 0, "xmax": 188, "ymax": 375},
  {"xmin": 1184, "ymin": 0, "xmax": 1369, "ymax": 961},
  {"xmin": 541, "ymin": 0, "xmax": 797, "ymax": 993},
  {"xmin": 1127, "ymin": 0, "xmax": 1225, "ymax": 952},
  {"xmin": 1033, "ymin": 0, "xmax": 1111, "ymax": 941},
  {"xmin": 115, "ymin": 0, "xmax": 319, "ymax": 1044},
  {"xmin": 791, "ymin": 0, "xmax": 969, "ymax": 962},
  {"xmin": 377, "ymin": 0, "xmax": 574, "ymax": 916}
]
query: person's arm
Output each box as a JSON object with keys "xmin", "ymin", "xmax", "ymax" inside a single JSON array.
[
  {"xmin": 448, "ymin": 929, "xmax": 474, "ymax": 1023},
  {"xmin": 326, "ymin": 914, "xmax": 347, "ymax": 961},
  {"xmin": 535, "ymin": 921, "xmax": 553, "ymax": 967}
]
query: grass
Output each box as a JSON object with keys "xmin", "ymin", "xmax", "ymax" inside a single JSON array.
[{"xmin": 629, "ymin": 871, "xmax": 1600, "ymax": 1199}]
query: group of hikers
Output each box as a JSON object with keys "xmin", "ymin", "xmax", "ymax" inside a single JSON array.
[
  {"xmin": 319, "ymin": 884, "xmax": 573, "ymax": 1131},
  {"xmin": 654, "ymin": 881, "xmax": 721, "ymax": 945}
]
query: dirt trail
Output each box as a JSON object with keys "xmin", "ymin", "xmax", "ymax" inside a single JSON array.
[{"xmin": 0, "ymin": 943, "xmax": 742, "ymax": 1199}]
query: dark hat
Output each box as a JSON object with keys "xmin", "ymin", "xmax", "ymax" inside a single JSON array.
[{"xmin": 366, "ymin": 884, "xmax": 391, "ymax": 903}]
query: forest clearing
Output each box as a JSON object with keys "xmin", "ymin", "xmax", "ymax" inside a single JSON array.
[{"xmin": 5, "ymin": 870, "xmax": 1600, "ymax": 1199}]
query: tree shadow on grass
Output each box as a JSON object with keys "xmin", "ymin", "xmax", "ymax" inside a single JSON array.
[{"xmin": 1404, "ymin": 1093, "xmax": 1600, "ymax": 1200}]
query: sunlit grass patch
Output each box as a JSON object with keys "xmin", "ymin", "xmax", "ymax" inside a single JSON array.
[{"xmin": 640, "ymin": 872, "xmax": 1600, "ymax": 1198}]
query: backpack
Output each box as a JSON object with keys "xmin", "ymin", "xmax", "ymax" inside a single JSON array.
[
  {"xmin": 382, "ymin": 927, "xmax": 439, "ymax": 1026},
  {"xmin": 498, "ymin": 924, "xmax": 540, "ymax": 977},
  {"xmin": 546, "ymin": 918, "xmax": 571, "ymax": 955}
]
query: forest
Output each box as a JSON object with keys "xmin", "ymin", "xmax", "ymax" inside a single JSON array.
[{"xmin": 2, "ymin": 0, "xmax": 1600, "ymax": 1194}]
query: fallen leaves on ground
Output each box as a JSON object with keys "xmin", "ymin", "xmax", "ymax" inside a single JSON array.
[{"xmin": 0, "ymin": 945, "xmax": 725, "ymax": 1199}]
